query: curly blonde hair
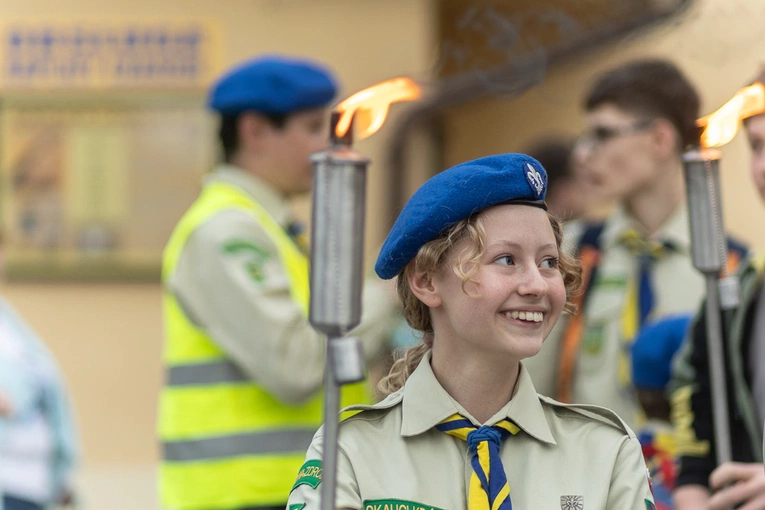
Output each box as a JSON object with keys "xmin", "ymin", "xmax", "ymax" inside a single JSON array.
[{"xmin": 377, "ymin": 210, "xmax": 582, "ymax": 396}]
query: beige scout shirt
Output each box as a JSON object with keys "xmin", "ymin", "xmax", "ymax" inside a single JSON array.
[
  {"xmin": 169, "ymin": 165, "xmax": 396, "ymax": 404},
  {"xmin": 524, "ymin": 204, "xmax": 706, "ymax": 429},
  {"xmin": 288, "ymin": 352, "xmax": 655, "ymax": 510}
]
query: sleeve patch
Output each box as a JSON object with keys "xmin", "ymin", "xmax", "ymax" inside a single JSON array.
[
  {"xmin": 289, "ymin": 504, "xmax": 306, "ymax": 510},
  {"xmin": 245, "ymin": 260, "xmax": 266, "ymax": 283},
  {"xmin": 291, "ymin": 460, "xmax": 322, "ymax": 492},
  {"xmin": 221, "ymin": 238, "xmax": 272, "ymax": 283},
  {"xmin": 221, "ymin": 238, "xmax": 270, "ymax": 257}
]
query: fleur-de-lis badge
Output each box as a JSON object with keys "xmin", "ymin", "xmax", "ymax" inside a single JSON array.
[
  {"xmin": 525, "ymin": 163, "xmax": 545, "ymax": 198},
  {"xmin": 560, "ymin": 495, "xmax": 583, "ymax": 510}
]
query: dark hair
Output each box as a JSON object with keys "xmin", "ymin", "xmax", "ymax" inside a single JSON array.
[
  {"xmin": 525, "ymin": 138, "xmax": 574, "ymax": 191},
  {"xmin": 218, "ymin": 112, "xmax": 290, "ymax": 163},
  {"xmin": 585, "ymin": 59, "xmax": 700, "ymax": 150}
]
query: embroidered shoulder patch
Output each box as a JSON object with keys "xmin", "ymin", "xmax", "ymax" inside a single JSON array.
[
  {"xmin": 645, "ymin": 499, "xmax": 656, "ymax": 510},
  {"xmin": 291, "ymin": 460, "xmax": 322, "ymax": 492},
  {"xmin": 221, "ymin": 238, "xmax": 271, "ymax": 283},
  {"xmin": 363, "ymin": 499, "xmax": 445, "ymax": 510},
  {"xmin": 221, "ymin": 239, "xmax": 270, "ymax": 257}
]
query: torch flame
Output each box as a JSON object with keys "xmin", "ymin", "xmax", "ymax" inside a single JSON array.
[
  {"xmin": 335, "ymin": 77, "xmax": 421, "ymax": 140},
  {"xmin": 697, "ymin": 82, "xmax": 765, "ymax": 148}
]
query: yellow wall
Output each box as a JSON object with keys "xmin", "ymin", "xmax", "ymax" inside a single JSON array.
[
  {"xmin": 442, "ymin": 0, "xmax": 765, "ymax": 253},
  {"xmin": 0, "ymin": 1, "xmax": 437, "ymax": 508}
]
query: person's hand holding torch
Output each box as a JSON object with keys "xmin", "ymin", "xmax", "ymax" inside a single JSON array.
[{"xmin": 677, "ymin": 81, "xmax": 765, "ymax": 510}]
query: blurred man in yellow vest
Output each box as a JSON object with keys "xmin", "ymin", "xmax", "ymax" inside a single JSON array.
[{"xmin": 158, "ymin": 55, "xmax": 396, "ymax": 510}]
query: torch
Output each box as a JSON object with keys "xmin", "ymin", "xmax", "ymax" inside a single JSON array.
[
  {"xmin": 686, "ymin": 81, "xmax": 765, "ymax": 470},
  {"xmin": 308, "ymin": 77, "xmax": 421, "ymax": 510}
]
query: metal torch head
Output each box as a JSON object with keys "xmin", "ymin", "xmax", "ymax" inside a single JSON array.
[
  {"xmin": 682, "ymin": 148, "xmax": 725, "ymax": 273},
  {"xmin": 308, "ymin": 133, "xmax": 371, "ymax": 337}
]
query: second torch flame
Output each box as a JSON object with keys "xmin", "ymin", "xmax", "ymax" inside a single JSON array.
[
  {"xmin": 334, "ymin": 77, "xmax": 421, "ymax": 140},
  {"xmin": 698, "ymin": 81, "xmax": 765, "ymax": 148}
]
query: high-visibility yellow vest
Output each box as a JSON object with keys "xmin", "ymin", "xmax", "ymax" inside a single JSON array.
[{"xmin": 158, "ymin": 180, "xmax": 369, "ymax": 509}]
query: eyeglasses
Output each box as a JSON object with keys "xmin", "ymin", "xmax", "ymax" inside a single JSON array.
[{"xmin": 577, "ymin": 119, "xmax": 654, "ymax": 149}]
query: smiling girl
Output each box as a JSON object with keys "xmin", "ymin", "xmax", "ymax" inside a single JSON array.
[{"xmin": 288, "ymin": 153, "xmax": 655, "ymax": 510}]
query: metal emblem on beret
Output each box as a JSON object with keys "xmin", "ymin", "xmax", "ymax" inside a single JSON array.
[
  {"xmin": 525, "ymin": 163, "xmax": 545, "ymax": 198},
  {"xmin": 560, "ymin": 495, "xmax": 583, "ymax": 510}
]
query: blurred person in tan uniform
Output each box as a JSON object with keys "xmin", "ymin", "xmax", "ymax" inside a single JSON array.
[
  {"xmin": 524, "ymin": 59, "xmax": 748, "ymax": 431},
  {"xmin": 288, "ymin": 153, "xmax": 656, "ymax": 510},
  {"xmin": 525, "ymin": 136, "xmax": 596, "ymax": 257},
  {"xmin": 525, "ymin": 137, "xmax": 591, "ymax": 224},
  {"xmin": 158, "ymin": 55, "xmax": 396, "ymax": 510}
]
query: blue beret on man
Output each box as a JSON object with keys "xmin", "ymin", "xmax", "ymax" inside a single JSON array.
[
  {"xmin": 631, "ymin": 314, "xmax": 692, "ymax": 391},
  {"xmin": 207, "ymin": 55, "xmax": 338, "ymax": 115},
  {"xmin": 375, "ymin": 153, "xmax": 548, "ymax": 280}
]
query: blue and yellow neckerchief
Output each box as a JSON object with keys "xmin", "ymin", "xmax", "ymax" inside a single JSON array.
[
  {"xmin": 618, "ymin": 229, "xmax": 677, "ymax": 392},
  {"xmin": 619, "ymin": 228, "xmax": 676, "ymax": 325},
  {"xmin": 436, "ymin": 414, "xmax": 520, "ymax": 510}
]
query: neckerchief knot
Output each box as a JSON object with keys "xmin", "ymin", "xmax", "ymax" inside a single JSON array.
[{"xmin": 435, "ymin": 414, "xmax": 520, "ymax": 510}]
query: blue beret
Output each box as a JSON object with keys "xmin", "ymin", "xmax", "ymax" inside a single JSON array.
[
  {"xmin": 375, "ymin": 153, "xmax": 548, "ymax": 279},
  {"xmin": 631, "ymin": 314, "xmax": 692, "ymax": 390},
  {"xmin": 208, "ymin": 55, "xmax": 338, "ymax": 115}
]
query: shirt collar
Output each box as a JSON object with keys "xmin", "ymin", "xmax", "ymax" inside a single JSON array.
[
  {"xmin": 601, "ymin": 203, "xmax": 690, "ymax": 255},
  {"xmin": 400, "ymin": 352, "xmax": 556, "ymax": 445},
  {"xmin": 204, "ymin": 164, "xmax": 293, "ymax": 227}
]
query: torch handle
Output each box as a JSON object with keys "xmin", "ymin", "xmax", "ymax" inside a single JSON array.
[
  {"xmin": 704, "ymin": 274, "xmax": 733, "ymax": 467},
  {"xmin": 320, "ymin": 338, "xmax": 342, "ymax": 510},
  {"xmin": 319, "ymin": 335, "xmax": 365, "ymax": 510}
]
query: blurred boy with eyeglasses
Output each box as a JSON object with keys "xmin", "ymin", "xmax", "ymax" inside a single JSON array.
[{"xmin": 524, "ymin": 59, "xmax": 748, "ymax": 436}]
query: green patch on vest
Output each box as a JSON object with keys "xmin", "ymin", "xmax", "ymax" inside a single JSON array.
[
  {"xmin": 245, "ymin": 260, "xmax": 267, "ymax": 282},
  {"xmin": 221, "ymin": 239, "xmax": 271, "ymax": 283},
  {"xmin": 645, "ymin": 499, "xmax": 656, "ymax": 510},
  {"xmin": 291, "ymin": 460, "xmax": 322, "ymax": 492},
  {"xmin": 221, "ymin": 239, "xmax": 270, "ymax": 257},
  {"xmin": 363, "ymin": 499, "xmax": 445, "ymax": 510},
  {"xmin": 289, "ymin": 504, "xmax": 306, "ymax": 510}
]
